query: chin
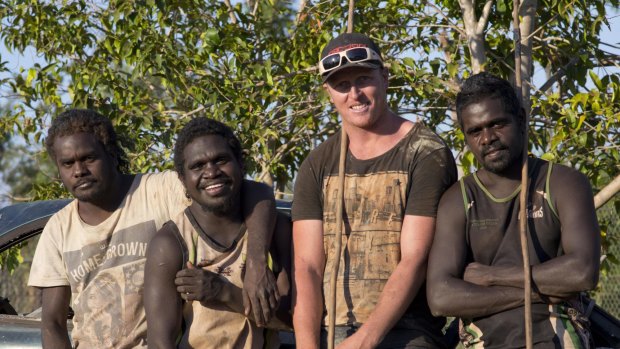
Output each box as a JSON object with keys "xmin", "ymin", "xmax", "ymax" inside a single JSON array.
[
  {"xmin": 202, "ymin": 197, "xmax": 237, "ymax": 216},
  {"xmin": 72, "ymin": 190, "xmax": 103, "ymax": 203}
]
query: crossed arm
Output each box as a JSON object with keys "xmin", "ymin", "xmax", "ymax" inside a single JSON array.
[
  {"xmin": 292, "ymin": 215, "xmax": 436, "ymax": 349},
  {"xmin": 426, "ymin": 169, "xmax": 600, "ymax": 319}
]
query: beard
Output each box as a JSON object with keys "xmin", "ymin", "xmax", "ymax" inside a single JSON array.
[
  {"xmin": 201, "ymin": 194, "xmax": 237, "ymax": 216},
  {"xmin": 479, "ymin": 141, "xmax": 521, "ymax": 174}
]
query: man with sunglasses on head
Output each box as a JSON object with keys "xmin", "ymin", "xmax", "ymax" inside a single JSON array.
[{"xmin": 291, "ymin": 33, "xmax": 457, "ymax": 348}]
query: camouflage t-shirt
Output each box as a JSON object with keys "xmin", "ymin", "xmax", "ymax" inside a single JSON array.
[
  {"xmin": 292, "ymin": 122, "xmax": 456, "ymax": 339},
  {"xmin": 28, "ymin": 171, "xmax": 189, "ymax": 349}
]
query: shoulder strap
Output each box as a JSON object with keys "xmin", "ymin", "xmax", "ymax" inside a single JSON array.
[
  {"xmin": 459, "ymin": 178, "xmax": 470, "ymax": 220},
  {"xmin": 545, "ymin": 162, "xmax": 559, "ymax": 219},
  {"xmin": 163, "ymin": 219, "xmax": 191, "ymax": 269}
]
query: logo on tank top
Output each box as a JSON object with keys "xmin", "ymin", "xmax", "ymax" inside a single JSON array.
[
  {"xmin": 470, "ymin": 218, "xmax": 499, "ymax": 229},
  {"xmin": 527, "ymin": 204, "xmax": 544, "ymax": 219}
]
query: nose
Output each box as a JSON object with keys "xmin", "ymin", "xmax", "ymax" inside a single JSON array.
[
  {"xmin": 73, "ymin": 162, "xmax": 88, "ymax": 177},
  {"xmin": 203, "ymin": 162, "xmax": 221, "ymax": 178},
  {"xmin": 348, "ymin": 84, "xmax": 362, "ymax": 98},
  {"xmin": 480, "ymin": 128, "xmax": 497, "ymax": 145}
]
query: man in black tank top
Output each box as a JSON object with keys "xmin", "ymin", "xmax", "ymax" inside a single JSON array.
[{"xmin": 426, "ymin": 73, "xmax": 600, "ymax": 348}]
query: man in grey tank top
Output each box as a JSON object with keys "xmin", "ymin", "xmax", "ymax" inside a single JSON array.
[{"xmin": 427, "ymin": 72, "xmax": 600, "ymax": 348}]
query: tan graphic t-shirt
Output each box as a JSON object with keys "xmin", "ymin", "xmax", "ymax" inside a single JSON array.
[{"xmin": 28, "ymin": 171, "xmax": 189, "ymax": 349}]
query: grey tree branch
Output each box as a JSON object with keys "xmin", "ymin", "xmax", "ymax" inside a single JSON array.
[{"xmin": 595, "ymin": 175, "xmax": 620, "ymax": 209}]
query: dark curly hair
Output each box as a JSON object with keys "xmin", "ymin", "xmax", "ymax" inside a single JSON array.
[
  {"xmin": 174, "ymin": 117, "xmax": 243, "ymax": 176},
  {"xmin": 456, "ymin": 72, "xmax": 523, "ymax": 128},
  {"xmin": 45, "ymin": 109, "xmax": 129, "ymax": 173}
]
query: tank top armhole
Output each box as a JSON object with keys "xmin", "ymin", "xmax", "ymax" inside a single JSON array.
[
  {"xmin": 545, "ymin": 162, "xmax": 559, "ymax": 219},
  {"xmin": 164, "ymin": 220, "xmax": 190, "ymax": 269},
  {"xmin": 459, "ymin": 178, "xmax": 470, "ymax": 220}
]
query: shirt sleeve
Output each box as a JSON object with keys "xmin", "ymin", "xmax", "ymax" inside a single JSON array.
[
  {"xmin": 291, "ymin": 157, "xmax": 324, "ymax": 222},
  {"xmin": 28, "ymin": 214, "xmax": 70, "ymax": 287},
  {"xmin": 405, "ymin": 146, "xmax": 457, "ymax": 217},
  {"xmin": 150, "ymin": 171, "xmax": 191, "ymax": 226}
]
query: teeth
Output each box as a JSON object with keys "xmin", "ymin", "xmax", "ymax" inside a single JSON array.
[
  {"xmin": 351, "ymin": 104, "xmax": 367, "ymax": 110},
  {"xmin": 206, "ymin": 183, "xmax": 224, "ymax": 190}
]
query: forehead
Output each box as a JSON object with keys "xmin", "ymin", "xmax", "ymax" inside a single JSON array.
[
  {"xmin": 183, "ymin": 134, "xmax": 234, "ymax": 158},
  {"xmin": 461, "ymin": 97, "xmax": 515, "ymax": 126},
  {"xmin": 53, "ymin": 132, "xmax": 105, "ymax": 155},
  {"xmin": 326, "ymin": 66, "xmax": 380, "ymax": 84}
]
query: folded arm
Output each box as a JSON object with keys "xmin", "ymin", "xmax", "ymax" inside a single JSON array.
[
  {"xmin": 427, "ymin": 185, "xmax": 528, "ymax": 318},
  {"xmin": 463, "ymin": 168, "xmax": 600, "ymax": 296}
]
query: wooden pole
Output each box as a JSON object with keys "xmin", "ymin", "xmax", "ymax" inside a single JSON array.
[
  {"xmin": 513, "ymin": 0, "xmax": 533, "ymax": 348},
  {"xmin": 327, "ymin": 2, "xmax": 355, "ymax": 349}
]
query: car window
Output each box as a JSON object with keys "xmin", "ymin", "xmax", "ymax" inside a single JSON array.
[{"xmin": 0, "ymin": 234, "xmax": 42, "ymax": 316}]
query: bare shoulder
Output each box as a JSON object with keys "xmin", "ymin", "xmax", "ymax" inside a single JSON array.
[
  {"xmin": 548, "ymin": 162, "xmax": 596, "ymax": 213},
  {"xmin": 438, "ymin": 180, "xmax": 466, "ymax": 215},
  {"xmin": 549, "ymin": 163, "xmax": 593, "ymax": 197},
  {"xmin": 146, "ymin": 223, "xmax": 184, "ymax": 267}
]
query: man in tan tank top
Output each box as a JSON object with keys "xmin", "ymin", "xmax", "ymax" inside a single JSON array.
[{"xmin": 144, "ymin": 117, "xmax": 292, "ymax": 349}]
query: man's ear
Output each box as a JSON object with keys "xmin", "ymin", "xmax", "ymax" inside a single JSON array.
[{"xmin": 177, "ymin": 173, "xmax": 191, "ymax": 199}]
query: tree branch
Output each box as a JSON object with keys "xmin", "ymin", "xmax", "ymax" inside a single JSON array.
[
  {"xmin": 595, "ymin": 174, "xmax": 620, "ymax": 209},
  {"xmin": 476, "ymin": 0, "xmax": 494, "ymax": 35},
  {"xmin": 222, "ymin": 0, "xmax": 238, "ymax": 24}
]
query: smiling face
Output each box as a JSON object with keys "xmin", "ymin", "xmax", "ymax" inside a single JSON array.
[
  {"xmin": 52, "ymin": 132, "xmax": 119, "ymax": 203},
  {"xmin": 461, "ymin": 97, "xmax": 524, "ymax": 175},
  {"xmin": 323, "ymin": 66, "xmax": 389, "ymax": 131},
  {"xmin": 180, "ymin": 134, "xmax": 243, "ymax": 216}
]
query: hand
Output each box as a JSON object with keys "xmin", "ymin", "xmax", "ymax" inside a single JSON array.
[
  {"xmin": 335, "ymin": 330, "xmax": 378, "ymax": 349},
  {"xmin": 463, "ymin": 262, "xmax": 494, "ymax": 286},
  {"xmin": 243, "ymin": 256, "xmax": 279, "ymax": 327},
  {"xmin": 175, "ymin": 261, "xmax": 223, "ymax": 302}
]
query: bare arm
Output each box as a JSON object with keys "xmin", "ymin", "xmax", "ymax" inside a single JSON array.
[
  {"xmin": 144, "ymin": 227, "xmax": 184, "ymax": 349},
  {"xmin": 241, "ymin": 179, "xmax": 278, "ymax": 326},
  {"xmin": 269, "ymin": 212, "xmax": 293, "ymax": 329},
  {"xmin": 427, "ymin": 184, "xmax": 526, "ymax": 319},
  {"xmin": 41, "ymin": 286, "xmax": 71, "ymax": 349},
  {"xmin": 292, "ymin": 219, "xmax": 325, "ymax": 349},
  {"xmin": 462, "ymin": 168, "xmax": 600, "ymax": 296},
  {"xmin": 337, "ymin": 215, "xmax": 437, "ymax": 349}
]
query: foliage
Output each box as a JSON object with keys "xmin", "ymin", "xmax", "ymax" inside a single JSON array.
[{"xmin": 0, "ymin": 0, "xmax": 618, "ymax": 271}]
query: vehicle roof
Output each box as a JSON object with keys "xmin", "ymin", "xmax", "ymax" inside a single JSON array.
[
  {"xmin": 0, "ymin": 199, "xmax": 291, "ymax": 252},
  {"xmin": 0, "ymin": 199, "xmax": 71, "ymax": 251}
]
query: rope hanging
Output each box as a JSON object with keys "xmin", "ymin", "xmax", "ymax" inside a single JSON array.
[
  {"xmin": 513, "ymin": 0, "xmax": 533, "ymax": 347},
  {"xmin": 327, "ymin": 1, "xmax": 355, "ymax": 348}
]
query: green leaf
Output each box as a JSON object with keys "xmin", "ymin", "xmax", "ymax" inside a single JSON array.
[{"xmin": 589, "ymin": 70, "xmax": 603, "ymax": 90}]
